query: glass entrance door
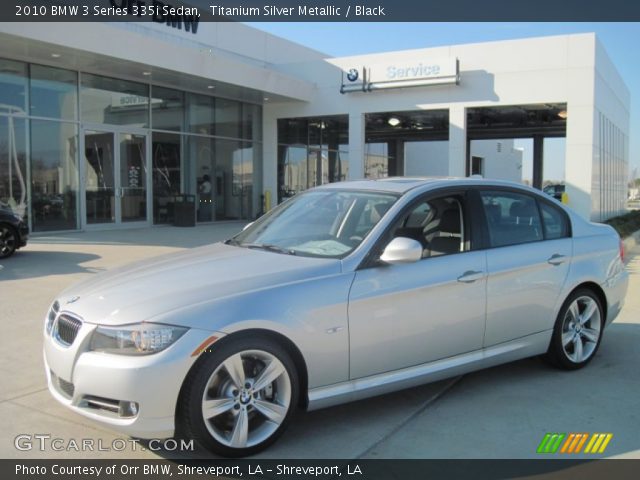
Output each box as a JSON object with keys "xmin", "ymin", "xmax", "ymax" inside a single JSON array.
[
  {"xmin": 83, "ymin": 129, "xmax": 148, "ymax": 226},
  {"xmin": 120, "ymin": 134, "xmax": 147, "ymax": 222}
]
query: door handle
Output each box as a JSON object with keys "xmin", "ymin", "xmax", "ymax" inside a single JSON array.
[
  {"xmin": 547, "ymin": 254, "xmax": 567, "ymax": 266},
  {"xmin": 457, "ymin": 270, "xmax": 484, "ymax": 283}
]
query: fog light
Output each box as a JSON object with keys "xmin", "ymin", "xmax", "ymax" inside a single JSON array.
[{"xmin": 119, "ymin": 401, "xmax": 139, "ymax": 418}]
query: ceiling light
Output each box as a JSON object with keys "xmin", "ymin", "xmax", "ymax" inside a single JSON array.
[
  {"xmin": 207, "ymin": 85, "xmax": 215, "ymax": 89},
  {"xmin": 387, "ymin": 117, "xmax": 401, "ymax": 127},
  {"xmin": 557, "ymin": 110, "xmax": 568, "ymax": 119},
  {"xmin": 263, "ymin": 97, "xmax": 269, "ymax": 101},
  {"xmin": 51, "ymin": 53, "xmax": 61, "ymax": 58},
  {"xmin": 142, "ymin": 71, "xmax": 152, "ymax": 76}
]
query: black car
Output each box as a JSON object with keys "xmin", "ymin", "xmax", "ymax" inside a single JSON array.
[{"xmin": 0, "ymin": 207, "xmax": 29, "ymax": 259}]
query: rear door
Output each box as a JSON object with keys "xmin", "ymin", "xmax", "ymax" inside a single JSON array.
[{"xmin": 477, "ymin": 189, "xmax": 572, "ymax": 346}]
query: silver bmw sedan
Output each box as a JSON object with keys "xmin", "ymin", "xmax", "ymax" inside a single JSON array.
[{"xmin": 43, "ymin": 177, "xmax": 628, "ymax": 457}]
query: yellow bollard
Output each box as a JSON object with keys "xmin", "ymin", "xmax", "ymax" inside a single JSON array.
[
  {"xmin": 561, "ymin": 191, "xmax": 569, "ymax": 204},
  {"xmin": 264, "ymin": 190, "xmax": 272, "ymax": 212}
]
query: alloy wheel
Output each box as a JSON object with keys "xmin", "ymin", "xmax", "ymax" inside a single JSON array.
[
  {"xmin": 200, "ymin": 349, "xmax": 292, "ymax": 449},
  {"xmin": 561, "ymin": 296, "xmax": 602, "ymax": 363}
]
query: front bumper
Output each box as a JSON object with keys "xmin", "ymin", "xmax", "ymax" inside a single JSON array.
[{"xmin": 44, "ymin": 321, "xmax": 224, "ymax": 439}]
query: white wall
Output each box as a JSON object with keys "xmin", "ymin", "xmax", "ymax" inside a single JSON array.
[
  {"xmin": 405, "ymin": 139, "xmax": 523, "ymax": 183},
  {"xmin": 471, "ymin": 140, "xmax": 523, "ymax": 183},
  {"xmin": 404, "ymin": 142, "xmax": 449, "ymax": 176},
  {"xmin": 590, "ymin": 38, "xmax": 631, "ymax": 220}
]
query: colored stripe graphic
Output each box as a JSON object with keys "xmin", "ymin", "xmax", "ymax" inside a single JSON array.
[
  {"xmin": 537, "ymin": 433, "xmax": 566, "ymax": 453},
  {"xmin": 539, "ymin": 433, "xmax": 613, "ymax": 454},
  {"xmin": 560, "ymin": 433, "xmax": 589, "ymax": 453},
  {"xmin": 584, "ymin": 433, "xmax": 613, "ymax": 454}
]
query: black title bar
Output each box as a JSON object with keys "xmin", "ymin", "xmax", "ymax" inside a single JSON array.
[
  {"xmin": 3, "ymin": 0, "xmax": 640, "ymax": 22},
  {"xmin": 4, "ymin": 459, "xmax": 640, "ymax": 480}
]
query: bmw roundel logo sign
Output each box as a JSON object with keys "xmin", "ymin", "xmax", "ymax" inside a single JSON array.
[{"xmin": 346, "ymin": 68, "xmax": 359, "ymax": 82}]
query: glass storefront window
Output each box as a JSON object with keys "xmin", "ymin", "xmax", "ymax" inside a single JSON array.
[
  {"xmin": 0, "ymin": 116, "xmax": 28, "ymax": 218},
  {"xmin": 278, "ymin": 145, "xmax": 307, "ymax": 200},
  {"xmin": 278, "ymin": 118, "xmax": 307, "ymax": 145},
  {"xmin": 215, "ymin": 138, "xmax": 251, "ymax": 220},
  {"xmin": 0, "ymin": 56, "xmax": 265, "ymax": 229},
  {"xmin": 151, "ymin": 86, "xmax": 184, "ymax": 132},
  {"xmin": 0, "ymin": 59, "xmax": 27, "ymax": 114},
  {"xmin": 187, "ymin": 93, "xmax": 214, "ymax": 135},
  {"xmin": 277, "ymin": 115, "xmax": 348, "ymax": 201},
  {"xmin": 30, "ymin": 120, "xmax": 78, "ymax": 231},
  {"xmin": 188, "ymin": 135, "xmax": 214, "ymax": 222},
  {"xmin": 365, "ymin": 143, "xmax": 390, "ymax": 179},
  {"xmin": 152, "ymin": 132, "xmax": 182, "ymax": 224},
  {"xmin": 29, "ymin": 65, "xmax": 77, "ymax": 120},
  {"xmin": 215, "ymin": 98, "xmax": 241, "ymax": 138},
  {"xmin": 241, "ymin": 103, "xmax": 261, "ymax": 141},
  {"xmin": 81, "ymin": 73, "xmax": 149, "ymax": 127}
]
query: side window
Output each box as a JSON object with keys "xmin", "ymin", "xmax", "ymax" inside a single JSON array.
[
  {"xmin": 539, "ymin": 201, "xmax": 570, "ymax": 239},
  {"xmin": 391, "ymin": 195, "xmax": 465, "ymax": 258},
  {"xmin": 480, "ymin": 191, "xmax": 543, "ymax": 247}
]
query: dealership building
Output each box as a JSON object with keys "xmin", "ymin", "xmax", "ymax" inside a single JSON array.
[{"xmin": 0, "ymin": 21, "xmax": 630, "ymax": 233}]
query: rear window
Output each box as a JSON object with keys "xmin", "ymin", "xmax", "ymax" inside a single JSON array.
[
  {"xmin": 539, "ymin": 201, "xmax": 570, "ymax": 239},
  {"xmin": 480, "ymin": 191, "xmax": 543, "ymax": 247}
]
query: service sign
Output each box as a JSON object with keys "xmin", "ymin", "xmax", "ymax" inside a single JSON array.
[{"xmin": 341, "ymin": 57, "xmax": 459, "ymax": 92}]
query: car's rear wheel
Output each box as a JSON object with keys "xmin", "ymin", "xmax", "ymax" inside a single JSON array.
[
  {"xmin": 0, "ymin": 223, "xmax": 18, "ymax": 259},
  {"xmin": 179, "ymin": 337, "xmax": 298, "ymax": 457},
  {"xmin": 545, "ymin": 289, "xmax": 604, "ymax": 370}
]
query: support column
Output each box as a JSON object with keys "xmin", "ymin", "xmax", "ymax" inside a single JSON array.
[
  {"xmin": 348, "ymin": 112, "xmax": 365, "ymax": 180},
  {"xmin": 532, "ymin": 135, "xmax": 544, "ymax": 189},
  {"xmin": 394, "ymin": 139, "xmax": 405, "ymax": 176},
  {"xmin": 448, "ymin": 105, "xmax": 467, "ymax": 177}
]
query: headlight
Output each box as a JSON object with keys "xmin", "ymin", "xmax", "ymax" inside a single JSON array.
[{"xmin": 90, "ymin": 323, "xmax": 188, "ymax": 355}]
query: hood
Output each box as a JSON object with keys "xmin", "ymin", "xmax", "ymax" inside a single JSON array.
[{"xmin": 57, "ymin": 243, "xmax": 342, "ymax": 326}]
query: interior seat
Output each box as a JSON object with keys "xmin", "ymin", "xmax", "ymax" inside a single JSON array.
[{"xmin": 426, "ymin": 209, "xmax": 462, "ymax": 257}]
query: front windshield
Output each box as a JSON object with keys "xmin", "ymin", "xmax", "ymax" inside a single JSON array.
[{"xmin": 228, "ymin": 189, "xmax": 398, "ymax": 258}]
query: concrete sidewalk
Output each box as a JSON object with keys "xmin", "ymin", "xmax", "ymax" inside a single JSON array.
[{"xmin": 0, "ymin": 224, "xmax": 638, "ymax": 459}]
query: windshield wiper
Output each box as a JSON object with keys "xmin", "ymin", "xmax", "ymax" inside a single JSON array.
[{"xmin": 240, "ymin": 243, "xmax": 297, "ymax": 255}]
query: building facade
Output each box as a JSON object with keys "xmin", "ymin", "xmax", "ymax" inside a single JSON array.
[{"xmin": 0, "ymin": 21, "xmax": 630, "ymax": 234}]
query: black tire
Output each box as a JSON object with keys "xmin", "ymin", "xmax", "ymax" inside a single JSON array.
[
  {"xmin": 0, "ymin": 223, "xmax": 18, "ymax": 259},
  {"xmin": 544, "ymin": 288, "xmax": 604, "ymax": 370},
  {"xmin": 178, "ymin": 336, "xmax": 299, "ymax": 457}
]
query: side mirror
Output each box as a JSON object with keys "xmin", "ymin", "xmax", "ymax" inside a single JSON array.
[
  {"xmin": 242, "ymin": 222, "xmax": 254, "ymax": 231},
  {"xmin": 380, "ymin": 237, "xmax": 423, "ymax": 265}
]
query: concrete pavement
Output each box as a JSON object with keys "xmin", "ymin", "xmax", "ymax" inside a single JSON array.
[{"xmin": 0, "ymin": 224, "xmax": 638, "ymax": 459}]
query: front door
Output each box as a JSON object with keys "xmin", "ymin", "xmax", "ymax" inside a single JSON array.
[
  {"xmin": 348, "ymin": 192, "xmax": 487, "ymax": 379},
  {"xmin": 83, "ymin": 129, "xmax": 148, "ymax": 227}
]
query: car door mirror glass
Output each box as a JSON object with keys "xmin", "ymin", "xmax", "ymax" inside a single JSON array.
[{"xmin": 380, "ymin": 237, "xmax": 423, "ymax": 265}]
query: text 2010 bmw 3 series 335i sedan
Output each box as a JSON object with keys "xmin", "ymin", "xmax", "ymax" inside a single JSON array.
[{"xmin": 43, "ymin": 178, "xmax": 628, "ymax": 457}]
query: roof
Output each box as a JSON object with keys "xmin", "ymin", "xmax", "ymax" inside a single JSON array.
[
  {"xmin": 316, "ymin": 177, "xmax": 449, "ymax": 194},
  {"xmin": 315, "ymin": 176, "xmax": 534, "ymax": 194}
]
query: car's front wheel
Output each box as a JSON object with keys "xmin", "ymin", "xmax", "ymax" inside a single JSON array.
[
  {"xmin": 545, "ymin": 289, "xmax": 604, "ymax": 370},
  {"xmin": 0, "ymin": 223, "xmax": 18, "ymax": 259},
  {"xmin": 179, "ymin": 336, "xmax": 299, "ymax": 457}
]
